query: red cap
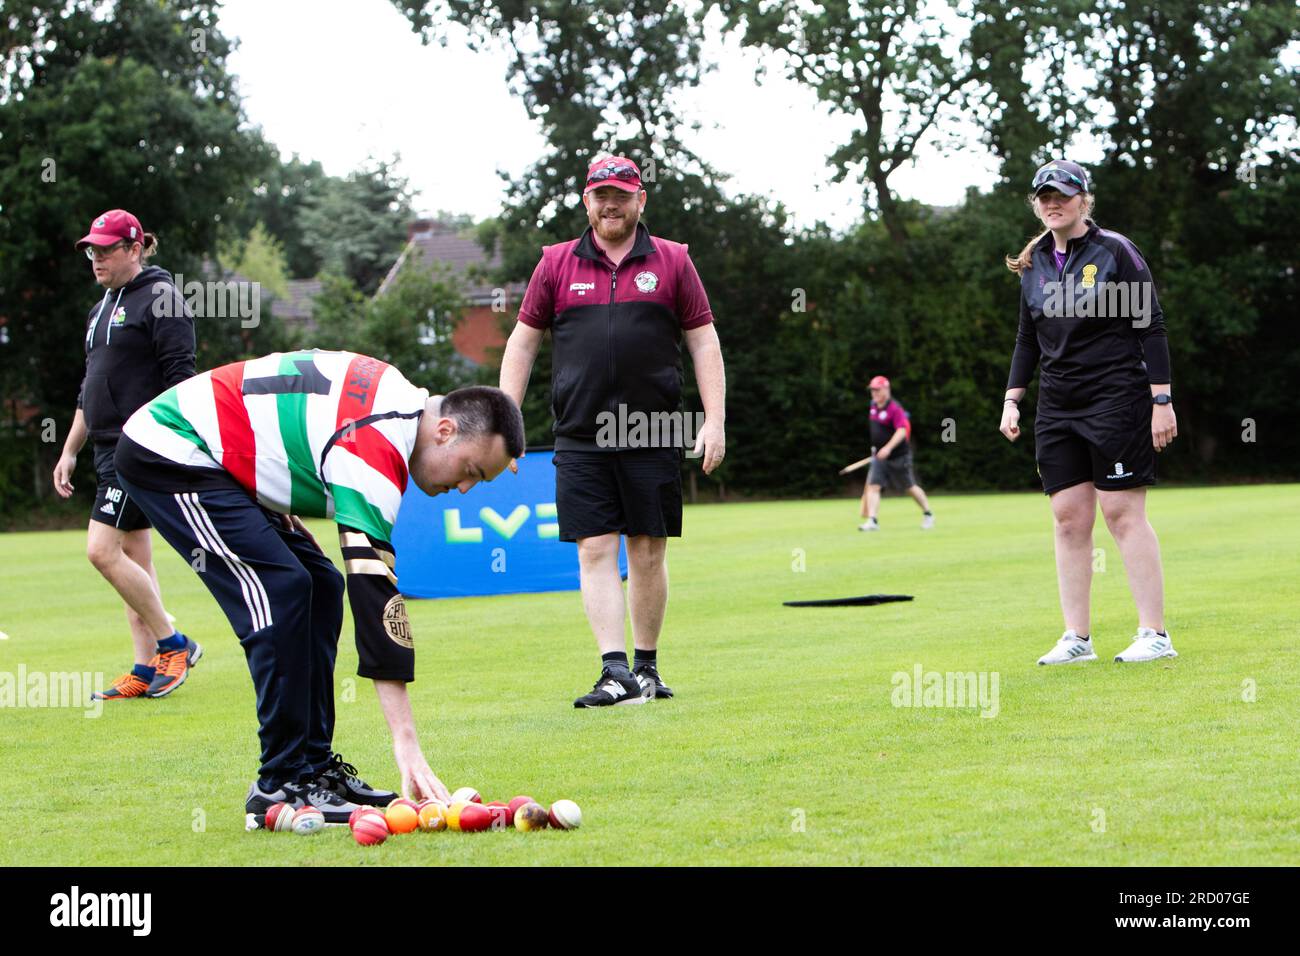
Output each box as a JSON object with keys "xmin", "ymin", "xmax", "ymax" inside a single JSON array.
[
  {"xmin": 869, "ymin": 376, "xmax": 890, "ymax": 389},
  {"xmin": 75, "ymin": 209, "xmax": 144, "ymax": 250},
  {"xmin": 584, "ymin": 156, "xmax": 642, "ymax": 195}
]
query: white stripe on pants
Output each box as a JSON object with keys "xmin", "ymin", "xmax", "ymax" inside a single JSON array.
[{"xmin": 175, "ymin": 492, "xmax": 273, "ymax": 631}]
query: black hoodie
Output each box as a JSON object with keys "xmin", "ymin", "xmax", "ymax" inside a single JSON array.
[{"xmin": 77, "ymin": 265, "xmax": 196, "ymax": 442}]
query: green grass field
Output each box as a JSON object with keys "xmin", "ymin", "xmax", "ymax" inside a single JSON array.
[{"xmin": 2, "ymin": 484, "xmax": 1297, "ymax": 866}]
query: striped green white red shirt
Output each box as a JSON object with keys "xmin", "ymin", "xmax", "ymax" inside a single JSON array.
[{"xmin": 122, "ymin": 350, "xmax": 427, "ymax": 543}]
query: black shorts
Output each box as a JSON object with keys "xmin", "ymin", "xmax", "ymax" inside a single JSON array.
[
  {"xmin": 1034, "ymin": 396, "xmax": 1156, "ymax": 495},
  {"xmin": 554, "ymin": 448, "xmax": 682, "ymax": 542},
  {"xmin": 90, "ymin": 439, "xmax": 150, "ymax": 531},
  {"xmin": 866, "ymin": 450, "xmax": 917, "ymax": 493}
]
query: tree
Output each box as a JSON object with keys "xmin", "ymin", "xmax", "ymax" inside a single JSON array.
[
  {"xmin": 715, "ymin": 0, "xmax": 996, "ymax": 244},
  {"xmin": 392, "ymin": 1, "xmax": 713, "ymax": 272},
  {"xmin": 312, "ymin": 267, "xmax": 477, "ymax": 395},
  {"xmin": 227, "ymin": 154, "xmax": 331, "ymax": 279},
  {"xmin": 0, "ymin": 0, "xmax": 268, "ymax": 514},
  {"xmin": 297, "ymin": 159, "xmax": 414, "ymax": 295},
  {"xmin": 220, "ymin": 222, "xmax": 290, "ymax": 299}
]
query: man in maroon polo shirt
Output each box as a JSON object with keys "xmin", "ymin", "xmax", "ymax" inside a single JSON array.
[
  {"xmin": 858, "ymin": 376, "xmax": 934, "ymax": 531},
  {"xmin": 500, "ymin": 155, "xmax": 726, "ymax": 708}
]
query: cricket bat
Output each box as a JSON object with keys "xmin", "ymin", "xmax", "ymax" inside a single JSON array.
[{"xmin": 838, "ymin": 451, "xmax": 875, "ymax": 475}]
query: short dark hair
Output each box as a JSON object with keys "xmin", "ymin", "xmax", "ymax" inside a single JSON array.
[{"xmin": 441, "ymin": 386, "xmax": 525, "ymax": 459}]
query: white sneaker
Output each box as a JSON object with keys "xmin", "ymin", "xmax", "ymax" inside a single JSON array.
[
  {"xmin": 920, "ymin": 513, "xmax": 934, "ymax": 529},
  {"xmin": 858, "ymin": 518, "xmax": 879, "ymax": 532},
  {"xmin": 1037, "ymin": 630, "xmax": 1098, "ymax": 665},
  {"xmin": 1114, "ymin": 627, "xmax": 1178, "ymax": 663}
]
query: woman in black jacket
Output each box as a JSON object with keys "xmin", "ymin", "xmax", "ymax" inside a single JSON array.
[
  {"xmin": 53, "ymin": 209, "xmax": 204, "ymax": 700},
  {"xmin": 1000, "ymin": 162, "xmax": 1178, "ymax": 666}
]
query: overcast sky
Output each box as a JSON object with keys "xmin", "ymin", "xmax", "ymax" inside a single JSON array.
[{"xmin": 218, "ymin": 0, "xmax": 1014, "ymax": 232}]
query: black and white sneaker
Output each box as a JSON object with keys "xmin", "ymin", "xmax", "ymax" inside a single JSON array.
[
  {"xmin": 244, "ymin": 780, "xmax": 306, "ymax": 830},
  {"xmin": 298, "ymin": 782, "xmax": 361, "ymax": 825},
  {"xmin": 632, "ymin": 663, "xmax": 674, "ymax": 699},
  {"xmin": 573, "ymin": 667, "xmax": 652, "ymax": 708},
  {"xmin": 315, "ymin": 753, "xmax": 396, "ymax": 807},
  {"xmin": 243, "ymin": 779, "xmax": 359, "ymax": 830}
]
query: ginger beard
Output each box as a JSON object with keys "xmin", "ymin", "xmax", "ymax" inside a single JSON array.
[{"xmin": 585, "ymin": 188, "xmax": 644, "ymax": 246}]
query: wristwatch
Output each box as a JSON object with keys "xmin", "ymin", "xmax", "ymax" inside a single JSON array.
[{"xmin": 1152, "ymin": 394, "xmax": 1173, "ymax": 406}]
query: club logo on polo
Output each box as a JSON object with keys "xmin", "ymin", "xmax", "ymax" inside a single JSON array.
[{"xmin": 634, "ymin": 271, "xmax": 658, "ymax": 293}]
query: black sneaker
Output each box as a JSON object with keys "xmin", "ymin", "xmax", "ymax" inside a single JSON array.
[
  {"xmin": 315, "ymin": 753, "xmax": 396, "ymax": 807},
  {"xmin": 632, "ymin": 663, "xmax": 674, "ymax": 699},
  {"xmin": 573, "ymin": 667, "xmax": 652, "ymax": 708},
  {"xmin": 243, "ymin": 779, "xmax": 359, "ymax": 830},
  {"xmin": 297, "ymin": 782, "xmax": 361, "ymax": 825}
]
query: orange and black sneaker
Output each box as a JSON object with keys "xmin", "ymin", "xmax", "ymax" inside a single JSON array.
[
  {"xmin": 92, "ymin": 672, "xmax": 151, "ymax": 701},
  {"xmin": 147, "ymin": 635, "xmax": 204, "ymax": 698}
]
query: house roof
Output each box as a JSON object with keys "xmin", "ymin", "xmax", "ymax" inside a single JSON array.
[
  {"xmin": 378, "ymin": 220, "xmax": 526, "ymax": 305},
  {"xmin": 270, "ymin": 278, "xmax": 323, "ymax": 324}
]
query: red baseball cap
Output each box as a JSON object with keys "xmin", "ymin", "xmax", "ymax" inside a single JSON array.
[
  {"xmin": 869, "ymin": 376, "xmax": 890, "ymax": 389},
  {"xmin": 584, "ymin": 156, "xmax": 642, "ymax": 195},
  {"xmin": 75, "ymin": 209, "xmax": 144, "ymax": 250}
]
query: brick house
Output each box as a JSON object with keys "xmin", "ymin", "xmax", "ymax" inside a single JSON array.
[{"xmin": 375, "ymin": 219, "xmax": 525, "ymax": 367}]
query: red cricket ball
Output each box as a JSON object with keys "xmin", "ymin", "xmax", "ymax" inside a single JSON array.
[
  {"xmin": 458, "ymin": 803, "xmax": 492, "ymax": 832},
  {"xmin": 352, "ymin": 813, "xmax": 389, "ymax": 846}
]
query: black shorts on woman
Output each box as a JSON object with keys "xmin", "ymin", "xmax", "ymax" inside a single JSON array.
[{"xmin": 1035, "ymin": 392, "xmax": 1155, "ymax": 495}]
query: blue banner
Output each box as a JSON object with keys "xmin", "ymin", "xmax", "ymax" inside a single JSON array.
[{"xmin": 392, "ymin": 449, "xmax": 627, "ymax": 598}]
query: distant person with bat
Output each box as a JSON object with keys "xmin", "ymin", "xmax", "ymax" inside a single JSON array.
[{"xmin": 852, "ymin": 376, "xmax": 933, "ymax": 531}]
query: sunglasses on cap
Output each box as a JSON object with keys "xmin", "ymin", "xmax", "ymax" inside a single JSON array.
[
  {"xmin": 1032, "ymin": 167, "xmax": 1087, "ymax": 192},
  {"xmin": 586, "ymin": 164, "xmax": 640, "ymax": 187}
]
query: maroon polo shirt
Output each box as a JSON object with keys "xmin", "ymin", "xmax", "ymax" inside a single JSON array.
[{"xmin": 517, "ymin": 223, "xmax": 714, "ymax": 450}]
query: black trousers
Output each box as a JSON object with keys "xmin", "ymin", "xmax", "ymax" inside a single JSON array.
[{"xmin": 116, "ymin": 471, "xmax": 345, "ymax": 790}]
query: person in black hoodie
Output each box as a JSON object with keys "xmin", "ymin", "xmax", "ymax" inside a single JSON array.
[{"xmin": 53, "ymin": 209, "xmax": 204, "ymax": 700}]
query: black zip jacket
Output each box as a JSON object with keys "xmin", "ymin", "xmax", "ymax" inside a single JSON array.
[
  {"xmin": 77, "ymin": 265, "xmax": 196, "ymax": 442},
  {"xmin": 1006, "ymin": 221, "xmax": 1171, "ymax": 418},
  {"xmin": 516, "ymin": 224, "xmax": 714, "ymax": 450}
]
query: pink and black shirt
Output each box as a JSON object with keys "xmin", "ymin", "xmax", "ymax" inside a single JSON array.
[{"xmin": 517, "ymin": 223, "xmax": 713, "ymax": 450}]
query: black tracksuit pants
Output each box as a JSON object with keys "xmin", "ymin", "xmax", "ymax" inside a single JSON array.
[{"xmin": 116, "ymin": 469, "xmax": 345, "ymax": 791}]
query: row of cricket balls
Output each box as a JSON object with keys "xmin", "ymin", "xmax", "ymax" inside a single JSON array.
[{"xmin": 265, "ymin": 787, "xmax": 583, "ymax": 844}]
